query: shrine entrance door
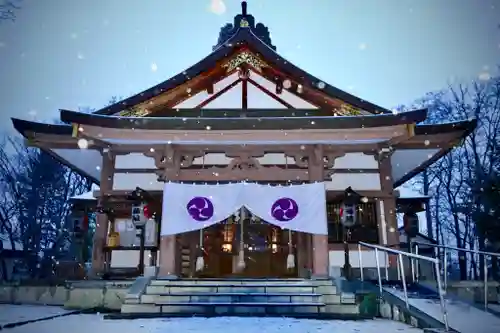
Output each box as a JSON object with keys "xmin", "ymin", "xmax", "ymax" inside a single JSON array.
[{"xmin": 199, "ymin": 219, "xmax": 298, "ymax": 278}]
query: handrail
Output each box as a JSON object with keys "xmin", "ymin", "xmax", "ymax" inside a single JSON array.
[
  {"xmin": 358, "ymin": 242, "xmax": 449, "ymax": 332},
  {"xmin": 411, "ymin": 240, "xmax": 500, "ymax": 311}
]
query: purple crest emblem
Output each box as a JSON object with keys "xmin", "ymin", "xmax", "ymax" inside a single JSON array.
[
  {"xmin": 271, "ymin": 197, "xmax": 299, "ymax": 221},
  {"xmin": 186, "ymin": 197, "xmax": 214, "ymax": 222}
]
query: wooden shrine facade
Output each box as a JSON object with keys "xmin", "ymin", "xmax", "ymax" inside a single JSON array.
[{"xmin": 11, "ymin": 2, "xmax": 476, "ymax": 279}]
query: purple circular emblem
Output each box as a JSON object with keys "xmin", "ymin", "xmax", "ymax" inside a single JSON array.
[
  {"xmin": 186, "ymin": 197, "xmax": 214, "ymax": 222},
  {"xmin": 271, "ymin": 197, "xmax": 299, "ymax": 221}
]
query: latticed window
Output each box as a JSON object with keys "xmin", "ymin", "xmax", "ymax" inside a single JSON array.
[{"xmin": 327, "ymin": 201, "xmax": 379, "ymax": 243}]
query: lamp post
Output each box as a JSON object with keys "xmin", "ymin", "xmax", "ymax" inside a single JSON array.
[
  {"xmin": 340, "ymin": 187, "xmax": 360, "ymax": 280},
  {"xmin": 129, "ymin": 187, "xmax": 153, "ymax": 276}
]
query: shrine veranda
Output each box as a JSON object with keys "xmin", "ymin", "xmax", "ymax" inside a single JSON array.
[{"xmin": 12, "ymin": 2, "xmax": 475, "ymax": 279}]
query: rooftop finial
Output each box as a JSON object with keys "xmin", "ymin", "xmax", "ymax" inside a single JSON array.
[{"xmin": 241, "ymin": 1, "xmax": 247, "ymax": 16}]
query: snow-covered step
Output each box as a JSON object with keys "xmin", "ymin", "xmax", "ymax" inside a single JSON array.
[
  {"xmin": 385, "ymin": 288, "xmax": 500, "ymax": 333},
  {"xmin": 141, "ymin": 292, "xmax": 322, "ymax": 304},
  {"xmin": 146, "ymin": 285, "xmax": 317, "ymax": 294}
]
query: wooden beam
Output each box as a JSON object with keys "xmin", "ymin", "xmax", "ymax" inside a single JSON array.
[
  {"xmin": 275, "ymin": 79, "xmax": 283, "ymax": 95},
  {"xmin": 195, "ymin": 78, "xmax": 241, "ymax": 109},
  {"xmin": 242, "ymin": 79, "xmax": 248, "ymax": 109},
  {"xmin": 80, "ymin": 124, "xmax": 406, "ymax": 143},
  {"xmin": 247, "ymin": 78, "xmax": 295, "ymax": 109},
  {"xmin": 114, "ymin": 168, "xmax": 157, "ymax": 174}
]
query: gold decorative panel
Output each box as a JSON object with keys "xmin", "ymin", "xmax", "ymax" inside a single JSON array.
[
  {"xmin": 337, "ymin": 104, "xmax": 362, "ymax": 116},
  {"xmin": 118, "ymin": 107, "xmax": 150, "ymax": 117},
  {"xmin": 223, "ymin": 51, "xmax": 268, "ymax": 73}
]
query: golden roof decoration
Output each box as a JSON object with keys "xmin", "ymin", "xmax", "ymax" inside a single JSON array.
[
  {"xmin": 118, "ymin": 107, "xmax": 150, "ymax": 117},
  {"xmin": 240, "ymin": 18, "xmax": 249, "ymax": 28},
  {"xmin": 338, "ymin": 104, "xmax": 362, "ymax": 116},
  {"xmin": 222, "ymin": 51, "xmax": 268, "ymax": 73}
]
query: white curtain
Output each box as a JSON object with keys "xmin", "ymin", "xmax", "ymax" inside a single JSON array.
[
  {"xmin": 161, "ymin": 182, "xmax": 243, "ymax": 235},
  {"xmin": 244, "ymin": 182, "xmax": 327, "ymax": 235},
  {"xmin": 161, "ymin": 182, "xmax": 327, "ymax": 235}
]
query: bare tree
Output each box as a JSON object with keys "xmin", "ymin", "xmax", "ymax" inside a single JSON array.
[
  {"xmin": 0, "ymin": 0, "xmax": 21, "ymax": 21},
  {"xmin": 407, "ymin": 74, "xmax": 500, "ymax": 279},
  {"xmin": 0, "ymin": 136, "xmax": 92, "ymax": 278}
]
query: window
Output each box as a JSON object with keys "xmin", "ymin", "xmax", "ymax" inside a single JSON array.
[{"xmin": 327, "ymin": 201, "xmax": 379, "ymax": 243}]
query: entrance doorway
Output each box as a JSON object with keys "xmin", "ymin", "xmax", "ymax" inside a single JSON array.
[{"xmin": 199, "ymin": 219, "xmax": 298, "ymax": 278}]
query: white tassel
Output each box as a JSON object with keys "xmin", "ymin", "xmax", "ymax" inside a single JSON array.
[
  {"xmin": 236, "ymin": 249, "xmax": 246, "ymax": 270},
  {"xmin": 195, "ymin": 255, "xmax": 204, "ymax": 272},
  {"xmin": 235, "ymin": 207, "xmax": 246, "ymax": 272},
  {"xmin": 287, "ymin": 253, "xmax": 295, "ymax": 269},
  {"xmin": 286, "ymin": 228, "xmax": 295, "ymax": 269},
  {"xmin": 196, "ymin": 228, "xmax": 204, "ymax": 272}
]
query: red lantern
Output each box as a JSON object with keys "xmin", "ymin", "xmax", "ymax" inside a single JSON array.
[{"xmin": 143, "ymin": 204, "xmax": 152, "ymax": 219}]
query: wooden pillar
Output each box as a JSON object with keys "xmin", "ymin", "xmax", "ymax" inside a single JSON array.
[
  {"xmin": 378, "ymin": 152, "xmax": 399, "ymax": 267},
  {"xmin": 90, "ymin": 150, "xmax": 115, "ymax": 277},
  {"xmin": 153, "ymin": 147, "xmax": 180, "ymax": 278},
  {"xmin": 308, "ymin": 145, "xmax": 329, "ymax": 277},
  {"xmin": 158, "ymin": 235, "xmax": 177, "ymax": 277}
]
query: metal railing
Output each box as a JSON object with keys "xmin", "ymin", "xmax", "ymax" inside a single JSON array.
[
  {"xmin": 412, "ymin": 240, "xmax": 500, "ymax": 311},
  {"xmin": 358, "ymin": 241, "xmax": 449, "ymax": 331}
]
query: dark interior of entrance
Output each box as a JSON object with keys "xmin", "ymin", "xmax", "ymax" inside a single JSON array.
[{"xmin": 197, "ymin": 219, "xmax": 298, "ymax": 278}]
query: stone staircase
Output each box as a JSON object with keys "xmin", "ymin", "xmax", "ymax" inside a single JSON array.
[{"xmin": 119, "ymin": 278, "xmax": 364, "ymax": 318}]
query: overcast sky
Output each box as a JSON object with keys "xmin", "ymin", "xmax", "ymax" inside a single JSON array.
[{"xmin": 0, "ymin": 0, "xmax": 499, "ymax": 133}]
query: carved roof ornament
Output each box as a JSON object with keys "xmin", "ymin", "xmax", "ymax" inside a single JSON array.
[
  {"xmin": 223, "ymin": 51, "xmax": 268, "ymax": 73},
  {"xmin": 213, "ymin": 1, "xmax": 276, "ymax": 51},
  {"xmin": 338, "ymin": 104, "xmax": 362, "ymax": 116},
  {"xmin": 240, "ymin": 18, "xmax": 249, "ymax": 28},
  {"xmin": 119, "ymin": 107, "xmax": 150, "ymax": 117}
]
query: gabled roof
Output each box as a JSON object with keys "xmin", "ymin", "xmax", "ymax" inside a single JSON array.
[
  {"xmin": 93, "ymin": 2, "xmax": 392, "ymax": 116},
  {"xmin": 60, "ymin": 108, "xmax": 427, "ymax": 131}
]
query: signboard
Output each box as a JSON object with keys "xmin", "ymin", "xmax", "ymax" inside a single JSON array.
[
  {"xmin": 340, "ymin": 202, "xmax": 357, "ymax": 228},
  {"xmin": 131, "ymin": 202, "xmax": 147, "ymax": 226}
]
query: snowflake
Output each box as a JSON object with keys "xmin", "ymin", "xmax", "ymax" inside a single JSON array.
[
  {"xmin": 283, "ymin": 79, "xmax": 292, "ymax": 89},
  {"xmin": 77, "ymin": 52, "xmax": 85, "ymax": 60},
  {"xmin": 478, "ymin": 72, "xmax": 491, "ymax": 81},
  {"xmin": 209, "ymin": 0, "xmax": 226, "ymax": 15},
  {"xmin": 77, "ymin": 138, "xmax": 89, "ymax": 149},
  {"xmin": 424, "ymin": 140, "xmax": 430, "ymax": 146},
  {"xmin": 317, "ymin": 81, "xmax": 325, "ymax": 89},
  {"xmin": 358, "ymin": 43, "xmax": 367, "ymax": 50}
]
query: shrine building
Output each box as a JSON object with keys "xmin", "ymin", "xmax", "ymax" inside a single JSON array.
[{"xmin": 11, "ymin": 2, "xmax": 474, "ymax": 279}]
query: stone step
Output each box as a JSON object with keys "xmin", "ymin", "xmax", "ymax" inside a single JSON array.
[
  {"xmin": 155, "ymin": 301, "xmax": 325, "ymax": 307},
  {"xmin": 151, "ymin": 292, "xmax": 320, "ymax": 296},
  {"xmin": 146, "ymin": 285, "xmax": 317, "ymax": 294},
  {"xmin": 121, "ymin": 302, "xmax": 359, "ymax": 316},
  {"xmin": 150, "ymin": 279, "xmax": 332, "ymax": 286},
  {"xmin": 141, "ymin": 293, "xmax": 322, "ymax": 304}
]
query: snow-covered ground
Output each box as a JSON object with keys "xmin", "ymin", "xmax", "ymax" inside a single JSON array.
[
  {"xmin": 0, "ymin": 304, "xmax": 73, "ymax": 327},
  {"xmin": 3, "ymin": 311, "xmax": 424, "ymax": 333}
]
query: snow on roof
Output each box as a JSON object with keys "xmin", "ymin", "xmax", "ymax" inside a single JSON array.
[
  {"xmin": 69, "ymin": 184, "xmax": 100, "ymax": 201},
  {"xmin": 395, "ymin": 185, "xmax": 430, "ymax": 199}
]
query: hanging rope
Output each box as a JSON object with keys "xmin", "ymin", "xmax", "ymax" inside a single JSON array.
[
  {"xmin": 195, "ymin": 152, "xmax": 206, "ymax": 273},
  {"xmin": 285, "ymin": 154, "xmax": 295, "ymax": 270}
]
